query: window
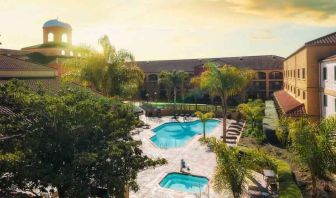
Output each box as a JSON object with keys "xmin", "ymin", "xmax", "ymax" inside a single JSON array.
[
  {"xmin": 70, "ymin": 51, "xmax": 74, "ymax": 56},
  {"xmin": 334, "ymin": 66, "xmax": 336, "ymax": 81},
  {"xmin": 294, "ymin": 70, "xmax": 296, "ymax": 78},
  {"xmin": 302, "ymin": 68, "xmax": 305, "ymax": 79},
  {"xmin": 323, "ymin": 67, "xmax": 327, "ymax": 80},
  {"xmin": 298, "ymin": 89, "xmax": 300, "ymax": 96},
  {"xmin": 303, "ymin": 91, "xmax": 306, "ymax": 100},
  {"xmin": 335, "ymin": 98, "xmax": 336, "ymax": 112},
  {"xmin": 61, "ymin": 50, "xmax": 65, "ymax": 56},
  {"xmin": 324, "ymin": 95, "xmax": 328, "ymax": 107},
  {"xmin": 290, "ymin": 70, "xmax": 292, "ymax": 77},
  {"xmin": 297, "ymin": 69, "xmax": 300, "ymax": 78},
  {"xmin": 47, "ymin": 32, "xmax": 54, "ymax": 42},
  {"xmin": 61, "ymin": 33, "xmax": 68, "ymax": 43}
]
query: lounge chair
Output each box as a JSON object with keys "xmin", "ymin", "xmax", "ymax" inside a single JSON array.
[{"xmin": 142, "ymin": 124, "xmax": 151, "ymax": 129}]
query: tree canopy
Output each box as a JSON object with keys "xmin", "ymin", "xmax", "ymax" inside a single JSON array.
[
  {"xmin": 63, "ymin": 35, "xmax": 144, "ymax": 99},
  {"xmin": 0, "ymin": 80, "xmax": 164, "ymax": 197},
  {"xmin": 196, "ymin": 63, "xmax": 254, "ymax": 141}
]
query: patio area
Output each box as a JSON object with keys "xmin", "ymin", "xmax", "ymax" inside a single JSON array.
[{"xmin": 130, "ymin": 116, "xmax": 231, "ymax": 198}]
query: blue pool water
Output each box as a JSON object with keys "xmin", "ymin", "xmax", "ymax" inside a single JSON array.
[
  {"xmin": 159, "ymin": 173, "xmax": 209, "ymax": 193},
  {"xmin": 151, "ymin": 119, "xmax": 220, "ymax": 148}
]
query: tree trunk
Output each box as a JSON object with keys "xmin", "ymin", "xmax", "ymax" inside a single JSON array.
[
  {"xmin": 312, "ymin": 174, "xmax": 317, "ymax": 198},
  {"xmin": 194, "ymin": 96, "xmax": 198, "ymax": 111},
  {"xmin": 203, "ymin": 122, "xmax": 206, "ymax": 139},
  {"xmin": 174, "ymin": 87, "xmax": 177, "ymax": 113},
  {"xmin": 221, "ymin": 96, "xmax": 227, "ymax": 143}
]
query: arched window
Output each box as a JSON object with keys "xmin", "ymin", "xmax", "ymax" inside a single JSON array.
[
  {"xmin": 61, "ymin": 33, "xmax": 68, "ymax": 43},
  {"xmin": 148, "ymin": 74, "xmax": 158, "ymax": 81},
  {"xmin": 61, "ymin": 50, "xmax": 65, "ymax": 56},
  {"xmin": 255, "ymin": 72, "xmax": 266, "ymax": 80},
  {"xmin": 269, "ymin": 71, "xmax": 283, "ymax": 79},
  {"xmin": 78, "ymin": 53, "xmax": 81, "ymax": 57},
  {"xmin": 48, "ymin": 32, "xmax": 54, "ymax": 42},
  {"xmin": 70, "ymin": 51, "xmax": 74, "ymax": 56}
]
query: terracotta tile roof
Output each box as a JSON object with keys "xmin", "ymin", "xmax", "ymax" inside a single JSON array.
[
  {"xmin": 286, "ymin": 32, "xmax": 336, "ymax": 60},
  {"xmin": 305, "ymin": 32, "xmax": 336, "ymax": 46},
  {"xmin": 137, "ymin": 55, "xmax": 284, "ymax": 73},
  {"xmin": 273, "ymin": 90, "xmax": 304, "ymax": 114},
  {"xmin": 0, "ymin": 55, "xmax": 55, "ymax": 71}
]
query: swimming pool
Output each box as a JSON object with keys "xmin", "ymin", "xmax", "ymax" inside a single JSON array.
[
  {"xmin": 151, "ymin": 119, "xmax": 220, "ymax": 148},
  {"xmin": 159, "ymin": 173, "xmax": 209, "ymax": 193}
]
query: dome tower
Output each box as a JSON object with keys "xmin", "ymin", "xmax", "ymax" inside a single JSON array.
[{"xmin": 43, "ymin": 19, "xmax": 72, "ymax": 45}]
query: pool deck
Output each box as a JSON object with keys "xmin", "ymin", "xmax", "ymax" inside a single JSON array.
[
  {"xmin": 130, "ymin": 116, "xmax": 267, "ymax": 198},
  {"xmin": 130, "ymin": 116, "xmax": 231, "ymax": 198}
]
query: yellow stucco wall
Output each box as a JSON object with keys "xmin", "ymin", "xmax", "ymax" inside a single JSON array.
[{"xmin": 284, "ymin": 45, "xmax": 336, "ymax": 119}]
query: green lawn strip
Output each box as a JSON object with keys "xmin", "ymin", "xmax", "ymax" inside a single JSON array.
[{"xmin": 275, "ymin": 158, "xmax": 303, "ymax": 198}]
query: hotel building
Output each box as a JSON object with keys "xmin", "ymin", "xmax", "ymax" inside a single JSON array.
[
  {"xmin": 275, "ymin": 32, "xmax": 336, "ymax": 119},
  {"xmin": 321, "ymin": 55, "xmax": 336, "ymax": 117},
  {"xmin": 137, "ymin": 55, "xmax": 284, "ymax": 101}
]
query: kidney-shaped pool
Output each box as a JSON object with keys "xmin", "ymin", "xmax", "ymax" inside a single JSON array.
[{"xmin": 150, "ymin": 119, "xmax": 220, "ymax": 148}]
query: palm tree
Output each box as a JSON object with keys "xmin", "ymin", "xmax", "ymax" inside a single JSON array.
[
  {"xmin": 237, "ymin": 100, "xmax": 265, "ymax": 131},
  {"xmin": 290, "ymin": 116, "xmax": 336, "ymax": 198},
  {"xmin": 62, "ymin": 35, "xmax": 144, "ymax": 98},
  {"xmin": 195, "ymin": 111, "xmax": 214, "ymax": 138},
  {"xmin": 198, "ymin": 63, "xmax": 254, "ymax": 142},
  {"xmin": 202, "ymin": 137, "xmax": 251, "ymax": 198},
  {"xmin": 159, "ymin": 70, "xmax": 189, "ymax": 112}
]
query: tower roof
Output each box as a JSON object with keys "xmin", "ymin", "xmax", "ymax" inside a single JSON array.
[{"xmin": 43, "ymin": 19, "xmax": 72, "ymax": 30}]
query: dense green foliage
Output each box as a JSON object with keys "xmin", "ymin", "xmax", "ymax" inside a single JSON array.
[
  {"xmin": 275, "ymin": 116, "xmax": 291, "ymax": 147},
  {"xmin": 196, "ymin": 63, "xmax": 254, "ymax": 141},
  {"xmin": 238, "ymin": 146, "xmax": 302, "ymax": 198},
  {"xmin": 0, "ymin": 80, "xmax": 165, "ymax": 197},
  {"xmin": 237, "ymin": 100, "xmax": 265, "ymax": 144},
  {"xmin": 289, "ymin": 116, "xmax": 336, "ymax": 197},
  {"xmin": 195, "ymin": 111, "xmax": 214, "ymax": 138},
  {"xmin": 63, "ymin": 35, "xmax": 144, "ymax": 99}
]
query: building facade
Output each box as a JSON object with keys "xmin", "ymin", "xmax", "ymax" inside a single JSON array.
[
  {"xmin": 320, "ymin": 55, "xmax": 336, "ymax": 117},
  {"xmin": 276, "ymin": 32, "xmax": 336, "ymax": 119},
  {"xmin": 137, "ymin": 55, "xmax": 284, "ymax": 101}
]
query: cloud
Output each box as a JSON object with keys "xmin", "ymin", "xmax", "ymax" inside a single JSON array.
[{"xmin": 224, "ymin": 0, "xmax": 336, "ymax": 24}]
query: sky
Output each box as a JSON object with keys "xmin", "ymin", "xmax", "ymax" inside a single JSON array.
[{"xmin": 0, "ymin": 0, "xmax": 336, "ymax": 61}]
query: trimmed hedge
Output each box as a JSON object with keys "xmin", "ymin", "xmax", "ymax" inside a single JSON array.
[{"xmin": 275, "ymin": 159, "xmax": 303, "ymax": 198}]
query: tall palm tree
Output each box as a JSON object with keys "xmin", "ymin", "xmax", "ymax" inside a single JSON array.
[
  {"xmin": 195, "ymin": 111, "xmax": 214, "ymax": 138},
  {"xmin": 203, "ymin": 137, "xmax": 251, "ymax": 198},
  {"xmin": 198, "ymin": 63, "xmax": 254, "ymax": 142},
  {"xmin": 159, "ymin": 70, "xmax": 189, "ymax": 112}
]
